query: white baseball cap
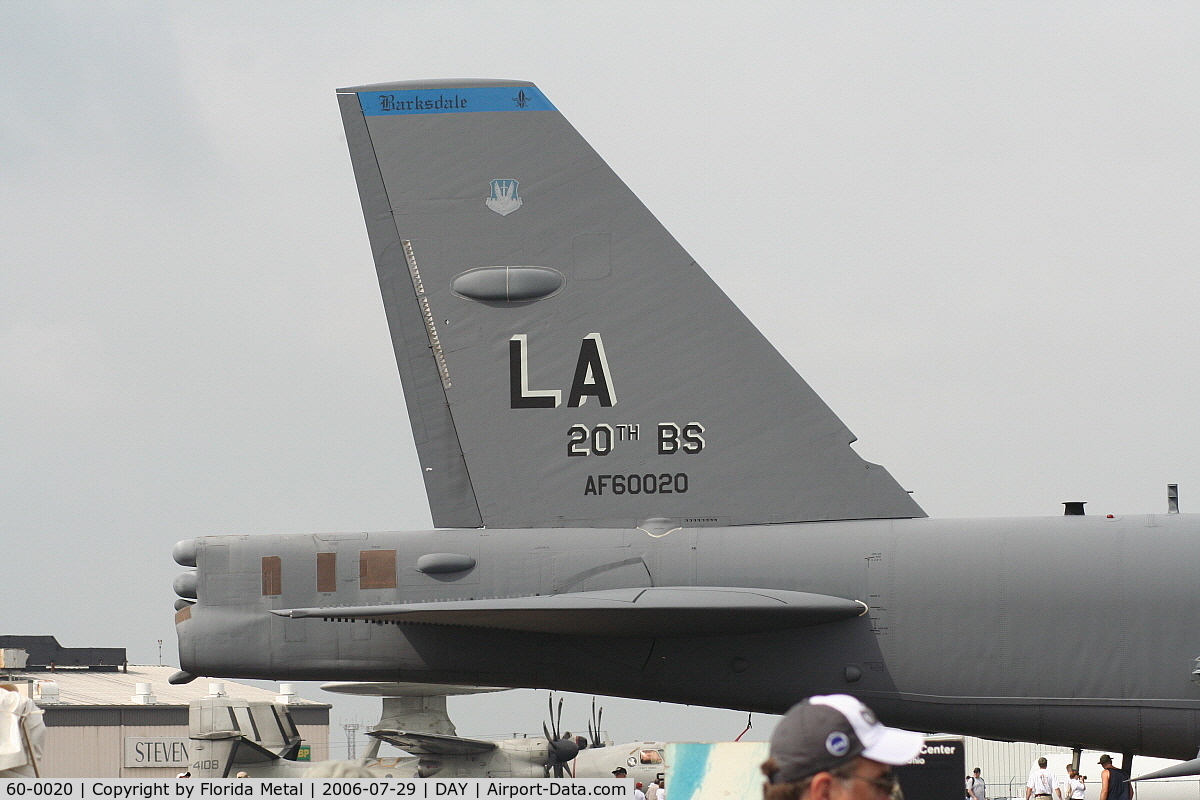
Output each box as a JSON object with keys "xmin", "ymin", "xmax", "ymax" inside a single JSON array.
[{"xmin": 766, "ymin": 694, "xmax": 925, "ymax": 784}]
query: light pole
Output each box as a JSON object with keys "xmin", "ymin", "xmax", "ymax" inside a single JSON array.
[{"xmin": 343, "ymin": 723, "xmax": 362, "ymax": 760}]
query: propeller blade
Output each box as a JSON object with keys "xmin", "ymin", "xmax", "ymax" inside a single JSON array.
[{"xmin": 587, "ymin": 697, "xmax": 596, "ymax": 747}]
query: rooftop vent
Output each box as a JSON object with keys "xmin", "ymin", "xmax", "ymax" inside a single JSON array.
[
  {"xmin": 33, "ymin": 680, "xmax": 59, "ymax": 704},
  {"xmin": 1063, "ymin": 502, "xmax": 1087, "ymax": 516},
  {"xmin": 131, "ymin": 683, "xmax": 157, "ymax": 704},
  {"xmin": 0, "ymin": 649, "xmax": 28, "ymax": 670}
]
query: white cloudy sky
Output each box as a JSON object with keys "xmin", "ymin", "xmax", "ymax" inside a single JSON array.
[{"xmin": 2, "ymin": 1, "xmax": 1198, "ymax": 753}]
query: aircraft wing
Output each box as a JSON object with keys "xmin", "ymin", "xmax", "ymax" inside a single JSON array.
[
  {"xmin": 271, "ymin": 586, "xmax": 867, "ymax": 636},
  {"xmin": 366, "ymin": 729, "xmax": 498, "ymax": 756}
]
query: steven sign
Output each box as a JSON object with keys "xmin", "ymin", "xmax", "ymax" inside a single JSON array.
[{"xmin": 124, "ymin": 737, "xmax": 190, "ymax": 768}]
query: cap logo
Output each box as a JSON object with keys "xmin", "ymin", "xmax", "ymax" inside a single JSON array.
[{"xmin": 826, "ymin": 731, "xmax": 851, "ymax": 757}]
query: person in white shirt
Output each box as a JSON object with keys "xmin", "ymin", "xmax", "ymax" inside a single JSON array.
[
  {"xmin": 1066, "ymin": 764, "xmax": 1086, "ymax": 800},
  {"xmin": 633, "ymin": 783, "xmax": 646, "ymax": 800},
  {"xmin": 967, "ymin": 767, "xmax": 987, "ymax": 800},
  {"xmin": 1027, "ymin": 757, "xmax": 1063, "ymax": 800},
  {"xmin": 0, "ymin": 687, "xmax": 45, "ymax": 778}
]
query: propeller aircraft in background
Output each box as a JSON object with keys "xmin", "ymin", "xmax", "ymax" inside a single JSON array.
[{"xmin": 187, "ymin": 686, "xmax": 665, "ymax": 781}]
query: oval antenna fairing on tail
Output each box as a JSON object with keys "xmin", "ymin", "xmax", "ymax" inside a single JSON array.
[{"xmin": 451, "ymin": 266, "xmax": 564, "ymax": 303}]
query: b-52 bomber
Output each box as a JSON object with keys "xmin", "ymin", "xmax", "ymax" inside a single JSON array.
[{"xmin": 171, "ymin": 79, "xmax": 1200, "ymax": 773}]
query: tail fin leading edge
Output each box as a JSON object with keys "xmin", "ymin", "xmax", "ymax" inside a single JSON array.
[{"xmin": 337, "ymin": 79, "xmax": 924, "ymax": 528}]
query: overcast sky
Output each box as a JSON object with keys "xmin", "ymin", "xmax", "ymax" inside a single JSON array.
[{"xmin": 2, "ymin": 1, "xmax": 1198, "ymax": 755}]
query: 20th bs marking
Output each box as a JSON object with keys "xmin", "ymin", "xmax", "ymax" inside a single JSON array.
[{"xmin": 568, "ymin": 423, "xmax": 705, "ymax": 456}]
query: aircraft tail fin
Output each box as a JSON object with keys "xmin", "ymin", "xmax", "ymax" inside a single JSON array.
[
  {"xmin": 336, "ymin": 79, "xmax": 924, "ymax": 528},
  {"xmin": 188, "ymin": 697, "xmax": 302, "ymax": 777}
]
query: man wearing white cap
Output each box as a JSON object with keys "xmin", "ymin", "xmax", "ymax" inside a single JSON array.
[{"xmin": 762, "ymin": 694, "xmax": 925, "ymax": 800}]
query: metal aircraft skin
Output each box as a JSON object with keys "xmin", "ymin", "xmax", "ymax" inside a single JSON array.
[{"xmin": 172, "ymin": 79, "xmax": 1200, "ymax": 765}]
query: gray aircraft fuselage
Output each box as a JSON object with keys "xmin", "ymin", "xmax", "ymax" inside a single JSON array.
[
  {"xmin": 175, "ymin": 512, "xmax": 1200, "ymax": 760},
  {"xmin": 173, "ymin": 77, "xmax": 1197, "ymax": 768}
]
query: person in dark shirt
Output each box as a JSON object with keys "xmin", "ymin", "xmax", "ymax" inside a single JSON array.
[{"xmin": 1097, "ymin": 755, "xmax": 1133, "ymax": 800}]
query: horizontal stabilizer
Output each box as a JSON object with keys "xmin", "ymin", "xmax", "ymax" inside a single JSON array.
[
  {"xmin": 272, "ymin": 586, "xmax": 867, "ymax": 637},
  {"xmin": 227, "ymin": 737, "xmax": 293, "ymax": 765},
  {"xmin": 1133, "ymin": 758, "xmax": 1200, "ymax": 781},
  {"xmin": 367, "ymin": 729, "xmax": 497, "ymax": 756},
  {"xmin": 320, "ymin": 682, "xmax": 506, "ymax": 698}
]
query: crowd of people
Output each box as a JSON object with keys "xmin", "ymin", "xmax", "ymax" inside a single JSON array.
[
  {"xmin": 612, "ymin": 766, "xmax": 665, "ymax": 800},
  {"xmin": 759, "ymin": 694, "xmax": 1138, "ymax": 800},
  {"xmin": 964, "ymin": 753, "xmax": 1133, "ymax": 800}
]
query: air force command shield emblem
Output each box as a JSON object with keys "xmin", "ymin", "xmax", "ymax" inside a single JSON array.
[{"xmin": 486, "ymin": 179, "xmax": 523, "ymax": 216}]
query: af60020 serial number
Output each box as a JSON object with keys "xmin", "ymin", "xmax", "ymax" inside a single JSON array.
[
  {"xmin": 584, "ymin": 473, "xmax": 688, "ymax": 495},
  {"xmin": 321, "ymin": 784, "xmax": 417, "ymax": 797}
]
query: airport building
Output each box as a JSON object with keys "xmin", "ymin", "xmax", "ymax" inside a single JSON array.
[{"xmin": 0, "ymin": 636, "xmax": 331, "ymax": 778}]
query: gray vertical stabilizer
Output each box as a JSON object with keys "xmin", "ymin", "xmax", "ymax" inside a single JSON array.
[{"xmin": 337, "ymin": 79, "xmax": 925, "ymax": 528}]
